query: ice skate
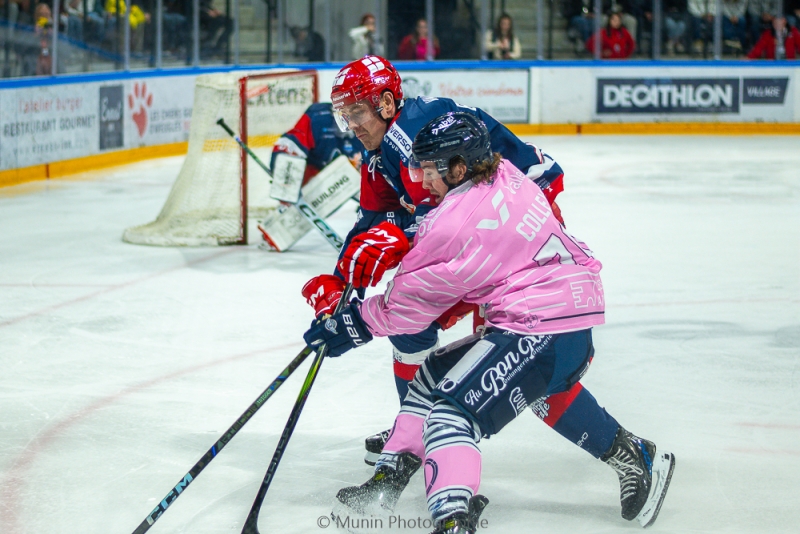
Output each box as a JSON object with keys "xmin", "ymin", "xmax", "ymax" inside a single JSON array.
[
  {"xmin": 363, "ymin": 428, "xmax": 391, "ymax": 466},
  {"xmin": 602, "ymin": 427, "xmax": 675, "ymax": 527},
  {"xmin": 430, "ymin": 495, "xmax": 489, "ymax": 534},
  {"xmin": 336, "ymin": 452, "xmax": 421, "ymax": 514}
]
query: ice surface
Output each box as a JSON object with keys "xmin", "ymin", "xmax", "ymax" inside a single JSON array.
[{"xmin": 0, "ymin": 135, "xmax": 798, "ymax": 534}]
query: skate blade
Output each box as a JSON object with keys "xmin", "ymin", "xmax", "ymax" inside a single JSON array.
[
  {"xmin": 636, "ymin": 451, "xmax": 676, "ymax": 528},
  {"xmin": 364, "ymin": 451, "xmax": 379, "ymax": 466},
  {"xmin": 330, "ymin": 501, "xmax": 386, "ymax": 534}
]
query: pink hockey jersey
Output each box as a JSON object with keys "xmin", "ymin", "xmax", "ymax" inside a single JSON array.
[{"xmin": 360, "ymin": 159, "xmax": 604, "ymax": 337}]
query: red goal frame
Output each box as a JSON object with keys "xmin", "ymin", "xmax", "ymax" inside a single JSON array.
[{"xmin": 236, "ymin": 70, "xmax": 319, "ymax": 244}]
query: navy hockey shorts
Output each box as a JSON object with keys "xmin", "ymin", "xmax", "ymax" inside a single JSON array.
[{"xmin": 428, "ymin": 329, "xmax": 594, "ymax": 436}]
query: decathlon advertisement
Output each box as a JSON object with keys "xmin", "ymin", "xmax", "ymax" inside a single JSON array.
[
  {"xmin": 532, "ymin": 66, "xmax": 797, "ymax": 124},
  {"xmin": 590, "ymin": 67, "xmax": 793, "ymax": 122}
]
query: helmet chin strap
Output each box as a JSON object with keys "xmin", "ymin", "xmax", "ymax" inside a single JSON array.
[{"xmin": 376, "ymin": 96, "xmax": 404, "ymax": 126}]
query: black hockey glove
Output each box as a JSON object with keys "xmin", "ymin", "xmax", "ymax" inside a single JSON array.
[{"xmin": 303, "ymin": 303, "xmax": 373, "ymax": 357}]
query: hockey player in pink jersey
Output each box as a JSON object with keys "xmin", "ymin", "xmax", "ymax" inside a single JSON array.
[{"xmin": 304, "ymin": 113, "xmax": 675, "ymax": 534}]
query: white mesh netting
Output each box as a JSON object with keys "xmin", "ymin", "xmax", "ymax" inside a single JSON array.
[{"xmin": 123, "ymin": 70, "xmax": 317, "ymax": 246}]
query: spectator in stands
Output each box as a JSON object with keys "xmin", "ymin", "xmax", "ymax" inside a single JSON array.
[
  {"xmin": 631, "ymin": 0, "xmax": 653, "ymax": 54},
  {"xmin": 61, "ymin": 0, "xmax": 83, "ymax": 40},
  {"xmin": 688, "ymin": 0, "xmax": 716, "ymax": 55},
  {"xmin": 663, "ymin": 0, "xmax": 690, "ymax": 55},
  {"xmin": 3, "ymin": 0, "xmax": 32, "ymax": 33},
  {"xmin": 4, "ymin": 0, "xmax": 37, "ymax": 75},
  {"xmin": 162, "ymin": 0, "xmax": 186, "ymax": 54},
  {"xmin": 638, "ymin": 0, "xmax": 693, "ymax": 56},
  {"xmin": 611, "ymin": 1, "xmax": 638, "ymax": 44},
  {"xmin": 104, "ymin": 0, "xmax": 149, "ymax": 52},
  {"xmin": 747, "ymin": 1, "xmax": 779, "ymax": 48},
  {"xmin": 60, "ymin": 0, "xmax": 105, "ymax": 43},
  {"xmin": 565, "ymin": 0, "xmax": 596, "ymax": 51},
  {"xmin": 586, "ymin": 11, "xmax": 635, "ymax": 58},
  {"xmin": 198, "ymin": 0, "xmax": 231, "ymax": 56},
  {"xmin": 566, "ymin": 0, "xmax": 637, "ymax": 54},
  {"xmin": 34, "ymin": 1, "xmax": 52, "ymax": 74},
  {"xmin": 787, "ymin": 0, "xmax": 800, "ymax": 29},
  {"xmin": 747, "ymin": 15, "xmax": 800, "ymax": 58},
  {"xmin": 104, "ymin": 0, "xmax": 138, "ymax": 46},
  {"xmin": 349, "ymin": 13, "xmax": 383, "ymax": 59},
  {"xmin": 397, "ymin": 17, "xmax": 439, "ymax": 60},
  {"xmin": 721, "ymin": 0, "xmax": 747, "ymax": 50},
  {"xmin": 484, "ymin": 12, "xmax": 521, "ymax": 59},
  {"xmin": 291, "ymin": 26, "xmax": 324, "ymax": 62}
]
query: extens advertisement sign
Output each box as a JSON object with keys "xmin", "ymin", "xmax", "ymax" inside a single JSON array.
[
  {"xmin": 400, "ymin": 69, "xmax": 529, "ymax": 123},
  {"xmin": 0, "ymin": 75, "xmax": 195, "ymax": 171},
  {"xmin": 594, "ymin": 71, "xmax": 792, "ymax": 121}
]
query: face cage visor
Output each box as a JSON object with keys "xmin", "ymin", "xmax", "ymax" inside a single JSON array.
[
  {"xmin": 332, "ymin": 100, "xmax": 382, "ymax": 133},
  {"xmin": 408, "ymin": 154, "xmax": 448, "ymax": 183}
]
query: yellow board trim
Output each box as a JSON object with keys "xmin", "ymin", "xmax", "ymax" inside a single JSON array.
[
  {"xmin": 1, "ymin": 123, "xmax": 799, "ymax": 189},
  {"xmin": 0, "ymin": 142, "xmax": 189, "ymax": 188},
  {"xmin": 0, "ymin": 164, "xmax": 48, "ymax": 188}
]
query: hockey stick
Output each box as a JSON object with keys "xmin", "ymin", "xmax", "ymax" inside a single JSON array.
[
  {"xmin": 241, "ymin": 284, "xmax": 355, "ymax": 534},
  {"xmin": 216, "ymin": 118, "xmax": 345, "ymax": 251},
  {"xmin": 130, "ymin": 346, "xmax": 315, "ymax": 534}
]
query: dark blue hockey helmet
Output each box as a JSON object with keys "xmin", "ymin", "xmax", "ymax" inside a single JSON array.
[{"xmin": 409, "ymin": 112, "xmax": 492, "ymax": 184}]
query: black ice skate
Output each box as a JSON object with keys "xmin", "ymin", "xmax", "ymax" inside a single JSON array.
[
  {"xmin": 602, "ymin": 427, "xmax": 676, "ymax": 528},
  {"xmin": 364, "ymin": 428, "xmax": 391, "ymax": 466},
  {"xmin": 336, "ymin": 452, "xmax": 422, "ymax": 514},
  {"xmin": 430, "ymin": 495, "xmax": 489, "ymax": 534}
]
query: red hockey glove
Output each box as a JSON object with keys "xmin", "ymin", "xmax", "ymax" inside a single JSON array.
[
  {"xmin": 302, "ymin": 274, "xmax": 345, "ymax": 317},
  {"xmin": 435, "ymin": 301, "xmax": 478, "ymax": 331},
  {"xmin": 338, "ymin": 222, "xmax": 410, "ymax": 288},
  {"xmin": 551, "ymin": 200, "xmax": 564, "ymax": 226}
]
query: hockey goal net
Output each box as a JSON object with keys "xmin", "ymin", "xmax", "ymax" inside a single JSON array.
[{"xmin": 123, "ymin": 69, "xmax": 318, "ymax": 246}]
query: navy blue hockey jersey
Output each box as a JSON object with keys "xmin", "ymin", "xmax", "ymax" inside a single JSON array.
[
  {"xmin": 359, "ymin": 96, "xmax": 565, "ymax": 227},
  {"xmin": 271, "ymin": 102, "xmax": 364, "ymax": 184}
]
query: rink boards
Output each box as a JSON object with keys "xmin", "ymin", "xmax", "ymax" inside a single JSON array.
[{"xmin": 0, "ymin": 61, "xmax": 798, "ymax": 187}]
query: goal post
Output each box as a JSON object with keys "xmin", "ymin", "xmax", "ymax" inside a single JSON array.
[{"xmin": 123, "ymin": 69, "xmax": 318, "ymax": 246}]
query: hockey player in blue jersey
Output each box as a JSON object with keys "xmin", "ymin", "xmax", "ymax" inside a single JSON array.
[
  {"xmin": 301, "ymin": 55, "xmax": 567, "ymax": 463},
  {"xmin": 270, "ymin": 101, "xmax": 364, "ymax": 186},
  {"xmin": 257, "ymin": 102, "xmax": 364, "ymax": 251}
]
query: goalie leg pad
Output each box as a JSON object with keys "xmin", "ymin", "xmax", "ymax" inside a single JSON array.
[
  {"xmin": 262, "ymin": 155, "xmax": 361, "ymax": 252},
  {"xmin": 300, "ymin": 155, "xmax": 361, "ymax": 218},
  {"xmin": 257, "ymin": 204, "xmax": 313, "ymax": 252}
]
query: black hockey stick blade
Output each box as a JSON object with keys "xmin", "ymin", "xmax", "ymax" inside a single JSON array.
[
  {"xmin": 241, "ymin": 284, "xmax": 354, "ymax": 534},
  {"xmin": 130, "ymin": 345, "xmax": 314, "ymax": 534}
]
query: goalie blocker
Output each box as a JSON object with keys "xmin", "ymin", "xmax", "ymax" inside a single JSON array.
[{"xmin": 259, "ymin": 155, "xmax": 361, "ymax": 252}]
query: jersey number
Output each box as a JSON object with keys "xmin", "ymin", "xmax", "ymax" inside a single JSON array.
[{"xmin": 532, "ymin": 234, "xmax": 575, "ymax": 266}]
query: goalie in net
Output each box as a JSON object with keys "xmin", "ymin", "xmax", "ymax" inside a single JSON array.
[
  {"xmin": 257, "ymin": 102, "xmax": 364, "ymax": 252},
  {"xmin": 122, "ymin": 70, "xmax": 320, "ymax": 247}
]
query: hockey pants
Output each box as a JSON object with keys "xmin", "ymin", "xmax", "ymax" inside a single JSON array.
[{"xmin": 376, "ymin": 329, "xmax": 619, "ymax": 521}]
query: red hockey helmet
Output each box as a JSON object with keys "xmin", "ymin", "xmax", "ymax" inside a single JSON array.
[{"xmin": 330, "ymin": 55, "xmax": 403, "ymax": 131}]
